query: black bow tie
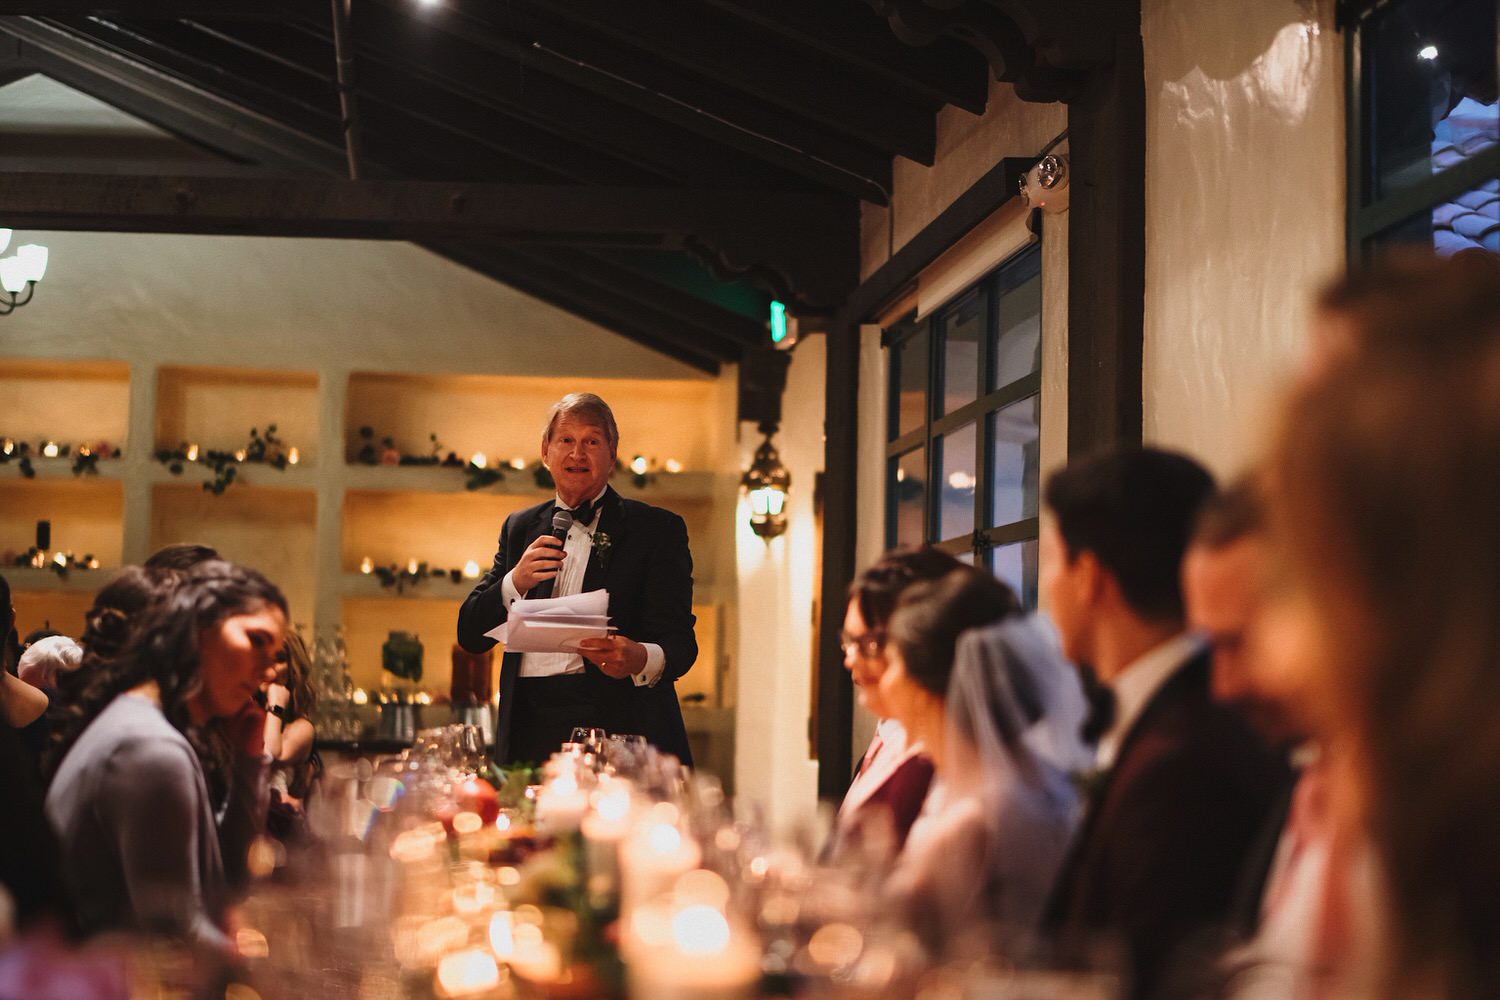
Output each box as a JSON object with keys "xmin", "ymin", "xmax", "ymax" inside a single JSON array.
[
  {"xmin": 1079, "ymin": 668, "xmax": 1117, "ymax": 745},
  {"xmin": 566, "ymin": 497, "xmax": 598, "ymax": 527}
]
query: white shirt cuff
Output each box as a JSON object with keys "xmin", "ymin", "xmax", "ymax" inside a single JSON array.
[
  {"xmin": 501, "ymin": 569, "xmax": 521, "ymax": 607},
  {"xmin": 632, "ymin": 643, "xmax": 666, "ymax": 687}
]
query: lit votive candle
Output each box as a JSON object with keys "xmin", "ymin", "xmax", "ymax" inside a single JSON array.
[
  {"xmin": 287, "ymin": 446, "xmax": 300, "ymax": 466},
  {"xmin": 186, "ymin": 443, "xmax": 199, "ymax": 462},
  {"xmin": 626, "ymin": 901, "xmax": 759, "ymax": 1000},
  {"xmin": 41, "ymin": 441, "xmax": 59, "ymax": 458},
  {"xmin": 360, "ymin": 556, "xmax": 374, "ymax": 574},
  {"xmin": 536, "ymin": 773, "xmax": 589, "ymax": 833},
  {"xmin": 407, "ymin": 558, "xmax": 419, "ymax": 575},
  {"xmin": 435, "ymin": 948, "xmax": 500, "ymax": 998},
  {"xmin": 620, "ymin": 804, "xmax": 701, "ymax": 916},
  {"xmin": 664, "ymin": 458, "xmax": 683, "ymax": 474},
  {"xmin": 462, "ymin": 560, "xmax": 481, "ymax": 579},
  {"xmin": 234, "ymin": 448, "xmax": 247, "ymax": 462},
  {"xmin": 470, "ymin": 452, "xmax": 487, "ymax": 469},
  {"xmin": 509, "ymin": 456, "xmax": 526, "ymax": 470}
]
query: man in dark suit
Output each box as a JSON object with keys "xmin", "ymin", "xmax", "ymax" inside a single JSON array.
[
  {"xmin": 1039, "ymin": 448, "xmax": 1290, "ymax": 1000},
  {"xmin": 457, "ymin": 393, "xmax": 696, "ymax": 765}
]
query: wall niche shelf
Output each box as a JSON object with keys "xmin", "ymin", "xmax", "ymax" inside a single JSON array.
[{"xmin": 0, "ymin": 357, "xmax": 738, "ymax": 760}]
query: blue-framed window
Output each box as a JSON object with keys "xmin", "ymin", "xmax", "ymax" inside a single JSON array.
[
  {"xmin": 884, "ymin": 245, "xmax": 1042, "ymax": 607},
  {"xmin": 1345, "ymin": 0, "xmax": 1500, "ymax": 256}
]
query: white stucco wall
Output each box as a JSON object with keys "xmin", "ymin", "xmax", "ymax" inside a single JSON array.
[
  {"xmin": 734, "ymin": 336, "xmax": 825, "ymax": 832},
  {"xmin": 1141, "ymin": 0, "xmax": 1345, "ymax": 474}
]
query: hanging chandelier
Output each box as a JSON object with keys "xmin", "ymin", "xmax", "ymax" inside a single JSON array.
[{"xmin": 0, "ymin": 230, "xmax": 49, "ymax": 316}]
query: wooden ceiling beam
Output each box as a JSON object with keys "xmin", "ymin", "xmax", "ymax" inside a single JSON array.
[
  {"xmin": 504, "ymin": 0, "xmax": 938, "ymax": 165},
  {"xmin": 0, "ymin": 1, "xmax": 310, "ymax": 16},
  {"xmin": 431, "ymin": 244, "xmax": 735, "ymax": 374},
  {"xmin": 419, "ymin": 0, "xmax": 892, "ymax": 203},
  {"xmin": 701, "ymin": 0, "xmax": 989, "ymax": 115},
  {"xmin": 0, "ymin": 170, "xmax": 858, "ymax": 305}
]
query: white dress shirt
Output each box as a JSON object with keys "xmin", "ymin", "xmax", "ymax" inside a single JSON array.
[
  {"xmin": 499, "ymin": 487, "xmax": 665, "ymax": 687},
  {"xmin": 1095, "ymin": 632, "xmax": 1205, "ymax": 769}
]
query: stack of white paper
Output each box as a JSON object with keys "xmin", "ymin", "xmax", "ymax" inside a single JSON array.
[{"xmin": 484, "ymin": 588, "xmax": 612, "ymax": 653}]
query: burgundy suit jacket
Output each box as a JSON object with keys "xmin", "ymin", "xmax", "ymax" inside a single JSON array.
[{"xmin": 1044, "ymin": 652, "xmax": 1291, "ymax": 999}]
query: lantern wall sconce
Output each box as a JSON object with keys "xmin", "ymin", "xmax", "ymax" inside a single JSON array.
[{"xmin": 741, "ymin": 422, "xmax": 790, "ymax": 539}]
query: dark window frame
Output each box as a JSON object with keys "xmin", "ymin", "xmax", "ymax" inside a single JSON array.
[
  {"xmin": 883, "ymin": 243, "xmax": 1042, "ymax": 603},
  {"xmin": 1343, "ymin": 0, "xmax": 1500, "ymax": 258}
]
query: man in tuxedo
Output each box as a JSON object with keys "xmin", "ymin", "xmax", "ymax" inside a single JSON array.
[
  {"xmin": 457, "ymin": 393, "xmax": 696, "ymax": 765},
  {"xmin": 1040, "ymin": 448, "xmax": 1290, "ymax": 1000}
]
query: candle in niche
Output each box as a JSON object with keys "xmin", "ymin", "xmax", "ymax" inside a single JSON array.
[
  {"xmin": 470, "ymin": 452, "xmax": 487, "ymax": 469},
  {"xmin": 664, "ymin": 458, "xmax": 683, "ymax": 474},
  {"xmin": 1, "ymin": 438, "xmax": 13, "ymax": 455},
  {"xmin": 53, "ymin": 552, "xmax": 66, "ymax": 568},
  {"xmin": 509, "ymin": 456, "xmax": 526, "ymax": 470},
  {"xmin": 234, "ymin": 448, "xmax": 247, "ymax": 462},
  {"xmin": 287, "ymin": 447, "xmax": 300, "ymax": 466},
  {"xmin": 360, "ymin": 556, "xmax": 374, "ymax": 574},
  {"xmin": 463, "ymin": 560, "xmax": 481, "ymax": 579},
  {"xmin": 41, "ymin": 441, "xmax": 59, "ymax": 458},
  {"xmin": 186, "ymin": 443, "xmax": 199, "ymax": 462},
  {"xmin": 407, "ymin": 558, "xmax": 419, "ymax": 576}
]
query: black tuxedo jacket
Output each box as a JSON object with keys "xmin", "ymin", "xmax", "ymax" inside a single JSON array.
[
  {"xmin": 1044, "ymin": 651, "xmax": 1291, "ymax": 1000},
  {"xmin": 456, "ymin": 487, "xmax": 697, "ymax": 765}
]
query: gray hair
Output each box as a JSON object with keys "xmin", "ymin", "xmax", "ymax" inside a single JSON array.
[{"xmin": 542, "ymin": 393, "xmax": 619, "ymax": 454}]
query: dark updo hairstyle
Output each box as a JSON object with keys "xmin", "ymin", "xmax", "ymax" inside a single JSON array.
[
  {"xmin": 887, "ymin": 567, "xmax": 1021, "ymax": 697},
  {"xmin": 49, "ymin": 560, "xmax": 286, "ymax": 779},
  {"xmin": 848, "ymin": 546, "xmax": 969, "ymax": 632},
  {"xmin": 144, "ymin": 543, "xmax": 221, "ymax": 572}
]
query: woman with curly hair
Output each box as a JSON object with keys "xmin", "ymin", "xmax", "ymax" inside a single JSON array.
[{"xmin": 44, "ymin": 560, "xmax": 287, "ymax": 953}]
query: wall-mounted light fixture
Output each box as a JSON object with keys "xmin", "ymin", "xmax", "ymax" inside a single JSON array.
[
  {"xmin": 0, "ymin": 230, "xmax": 49, "ymax": 316},
  {"xmin": 741, "ymin": 423, "xmax": 790, "ymax": 539}
]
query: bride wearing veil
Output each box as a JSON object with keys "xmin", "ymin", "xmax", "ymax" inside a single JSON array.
[{"xmin": 879, "ymin": 568, "xmax": 1090, "ymax": 953}]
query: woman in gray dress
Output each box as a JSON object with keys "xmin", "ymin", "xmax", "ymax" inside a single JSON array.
[{"xmin": 45, "ymin": 560, "xmax": 288, "ymax": 954}]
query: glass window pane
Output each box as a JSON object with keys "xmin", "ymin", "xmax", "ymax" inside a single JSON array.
[
  {"xmin": 991, "ymin": 251, "xmax": 1042, "ymax": 390},
  {"xmin": 938, "ymin": 291, "xmax": 985, "ymax": 415},
  {"xmin": 936, "ymin": 421, "xmax": 978, "ymax": 541},
  {"xmin": 990, "ymin": 395, "xmax": 1040, "ymax": 526},
  {"xmin": 1368, "ymin": 179, "xmax": 1500, "ymax": 255},
  {"xmin": 1367, "ymin": 0, "xmax": 1498, "ymax": 201},
  {"xmin": 891, "ymin": 324, "xmax": 928, "ymax": 440},
  {"xmin": 993, "ymin": 538, "xmax": 1039, "ymax": 611},
  {"xmin": 890, "ymin": 448, "xmax": 927, "ymax": 546}
]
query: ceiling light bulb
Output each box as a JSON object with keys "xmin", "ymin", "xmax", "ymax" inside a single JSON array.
[
  {"xmin": 16, "ymin": 244, "xmax": 47, "ymax": 283},
  {"xmin": 0, "ymin": 256, "xmax": 28, "ymax": 294}
]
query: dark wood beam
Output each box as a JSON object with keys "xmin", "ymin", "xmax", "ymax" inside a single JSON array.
[
  {"xmin": 0, "ymin": 171, "xmax": 858, "ymax": 305},
  {"xmin": 816, "ymin": 318, "xmax": 859, "ymax": 801},
  {"xmin": 509, "ymin": 0, "xmax": 939, "ymax": 165},
  {"xmin": 431, "ymin": 243, "xmax": 732, "ymax": 374},
  {"xmin": 0, "ymin": 19, "xmax": 347, "ymax": 172},
  {"xmin": 702, "ymin": 0, "xmax": 989, "ymax": 115},
  {"xmin": 0, "ymin": 2, "xmax": 309, "ymax": 15},
  {"xmin": 1066, "ymin": 19, "xmax": 1144, "ymax": 453},
  {"xmin": 427, "ymin": 0, "xmax": 893, "ymax": 203}
]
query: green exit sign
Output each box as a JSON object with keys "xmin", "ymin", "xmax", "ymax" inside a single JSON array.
[{"xmin": 770, "ymin": 300, "xmax": 788, "ymax": 344}]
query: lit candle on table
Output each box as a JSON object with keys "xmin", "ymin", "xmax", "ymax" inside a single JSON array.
[
  {"xmin": 624, "ymin": 875, "xmax": 758, "ymax": 1000},
  {"xmin": 620, "ymin": 802, "xmax": 701, "ymax": 916},
  {"xmin": 535, "ymin": 772, "xmax": 588, "ymax": 833}
]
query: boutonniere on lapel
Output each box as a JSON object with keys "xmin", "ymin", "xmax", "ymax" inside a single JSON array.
[{"xmin": 591, "ymin": 531, "xmax": 613, "ymax": 573}]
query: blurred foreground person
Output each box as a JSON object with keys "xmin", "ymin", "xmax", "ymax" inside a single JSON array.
[
  {"xmin": 1040, "ymin": 448, "xmax": 1289, "ymax": 999},
  {"xmin": 45, "ymin": 562, "xmax": 286, "ymax": 954},
  {"xmin": 1266, "ymin": 253, "xmax": 1500, "ymax": 998},
  {"xmin": 262, "ymin": 630, "xmax": 319, "ymax": 838},
  {"xmin": 879, "ymin": 567, "xmax": 1078, "ymax": 951},
  {"xmin": 830, "ymin": 547, "xmax": 964, "ymax": 860}
]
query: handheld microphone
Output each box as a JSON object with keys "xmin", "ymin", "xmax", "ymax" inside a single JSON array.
[{"xmin": 528, "ymin": 508, "xmax": 573, "ymax": 600}]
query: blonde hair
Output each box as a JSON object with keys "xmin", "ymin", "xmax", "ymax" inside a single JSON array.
[
  {"xmin": 542, "ymin": 393, "xmax": 618, "ymax": 455},
  {"xmin": 1269, "ymin": 253, "xmax": 1500, "ymax": 997}
]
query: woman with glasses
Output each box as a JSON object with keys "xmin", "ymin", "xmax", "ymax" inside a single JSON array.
[{"xmin": 827, "ymin": 546, "xmax": 970, "ymax": 862}]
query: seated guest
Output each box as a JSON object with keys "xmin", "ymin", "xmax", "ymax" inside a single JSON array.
[
  {"xmin": 144, "ymin": 543, "xmax": 221, "ymax": 572},
  {"xmin": 0, "ymin": 574, "xmax": 63, "ymax": 929},
  {"xmin": 18, "ymin": 635, "xmax": 83, "ymax": 693},
  {"xmin": 1183, "ymin": 479, "xmax": 1330, "ymax": 994},
  {"xmin": 1040, "ymin": 448, "xmax": 1290, "ymax": 999},
  {"xmin": 829, "ymin": 547, "xmax": 966, "ymax": 860},
  {"xmin": 879, "ymin": 567, "xmax": 1077, "ymax": 950},
  {"xmin": 45, "ymin": 561, "xmax": 286, "ymax": 953},
  {"xmin": 1263, "ymin": 253, "xmax": 1500, "ymax": 998},
  {"xmin": 262, "ymin": 630, "xmax": 319, "ymax": 837}
]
